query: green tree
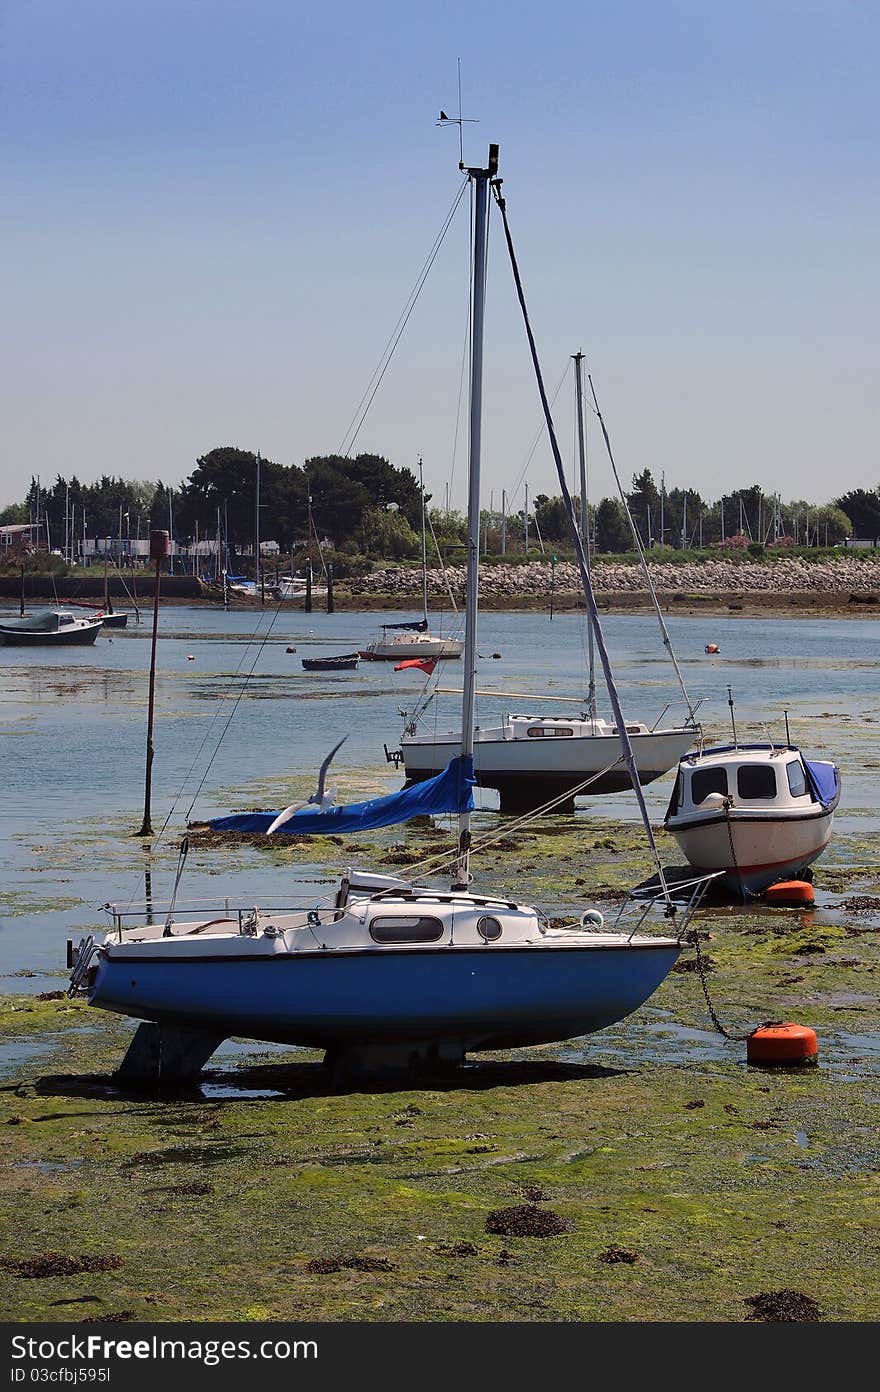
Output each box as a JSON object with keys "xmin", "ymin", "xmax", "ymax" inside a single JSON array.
[
  {"xmin": 356, "ymin": 506, "xmax": 420, "ymax": 560},
  {"xmin": 833, "ymin": 488, "xmax": 880, "ymax": 538},
  {"xmin": 627, "ymin": 470, "xmax": 660, "ymax": 545},
  {"xmin": 594, "ymin": 497, "xmax": 631, "ymax": 553}
]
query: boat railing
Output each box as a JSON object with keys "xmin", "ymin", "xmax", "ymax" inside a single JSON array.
[
  {"xmin": 619, "ymin": 868, "xmax": 726, "ymax": 941},
  {"xmin": 102, "ymin": 894, "xmax": 336, "ymax": 934}
]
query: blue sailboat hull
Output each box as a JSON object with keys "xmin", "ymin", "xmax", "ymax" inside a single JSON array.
[{"xmin": 89, "ymin": 943, "xmax": 681, "ymax": 1053}]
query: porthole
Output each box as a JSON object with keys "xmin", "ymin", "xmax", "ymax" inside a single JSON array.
[{"xmin": 477, "ymin": 915, "xmax": 502, "ymax": 941}]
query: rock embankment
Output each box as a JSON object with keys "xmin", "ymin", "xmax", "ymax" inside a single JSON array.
[{"xmin": 346, "ymin": 557, "xmax": 880, "ymax": 601}]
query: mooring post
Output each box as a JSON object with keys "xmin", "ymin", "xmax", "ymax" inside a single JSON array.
[
  {"xmin": 305, "ymin": 564, "xmax": 312, "ymax": 613},
  {"xmin": 326, "ymin": 562, "xmax": 334, "ymax": 614},
  {"xmin": 136, "ymin": 530, "xmax": 169, "ymax": 837}
]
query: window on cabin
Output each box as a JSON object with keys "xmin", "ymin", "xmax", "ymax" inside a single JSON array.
[
  {"xmin": 527, "ymin": 726, "xmax": 574, "ymax": 738},
  {"xmin": 737, "ymin": 764, "xmax": 777, "ymax": 800},
  {"xmin": 786, "ymin": 760, "xmax": 808, "ymax": 798},
  {"xmin": 691, "ymin": 767, "xmax": 729, "ymax": 803},
  {"xmin": 369, "ymin": 915, "xmax": 443, "ymax": 944},
  {"xmin": 477, "ymin": 915, "xmax": 503, "ymax": 941}
]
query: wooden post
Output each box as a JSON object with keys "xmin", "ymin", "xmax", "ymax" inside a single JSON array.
[
  {"xmin": 136, "ymin": 531, "xmax": 169, "ymax": 837},
  {"xmin": 305, "ymin": 564, "xmax": 312, "ymax": 613},
  {"xmin": 326, "ymin": 563, "xmax": 334, "ymax": 614}
]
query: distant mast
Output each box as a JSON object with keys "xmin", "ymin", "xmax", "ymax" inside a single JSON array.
[{"xmin": 418, "ymin": 455, "xmax": 429, "ymax": 625}]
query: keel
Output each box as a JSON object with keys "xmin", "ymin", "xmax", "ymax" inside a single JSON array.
[{"xmin": 115, "ymin": 1022, "xmax": 226, "ymax": 1087}]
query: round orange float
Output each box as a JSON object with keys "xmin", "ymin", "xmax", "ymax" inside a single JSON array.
[
  {"xmin": 765, "ymin": 880, "xmax": 815, "ymax": 906},
  {"xmin": 747, "ymin": 1022, "xmax": 819, "ymax": 1067}
]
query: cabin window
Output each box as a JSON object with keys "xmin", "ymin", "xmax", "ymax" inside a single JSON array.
[
  {"xmin": 527, "ymin": 726, "xmax": 573, "ymax": 738},
  {"xmin": 737, "ymin": 764, "xmax": 777, "ymax": 800},
  {"xmin": 477, "ymin": 915, "xmax": 503, "ymax": 941},
  {"xmin": 786, "ymin": 761, "xmax": 808, "ymax": 798},
  {"xmin": 667, "ymin": 772, "xmax": 682, "ymax": 817},
  {"xmin": 691, "ymin": 767, "xmax": 728, "ymax": 803},
  {"xmin": 369, "ymin": 915, "xmax": 443, "ymax": 944},
  {"xmin": 611, "ymin": 726, "xmax": 643, "ymax": 735}
]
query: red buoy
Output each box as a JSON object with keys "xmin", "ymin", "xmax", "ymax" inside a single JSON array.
[
  {"xmin": 765, "ymin": 880, "xmax": 815, "ymax": 907},
  {"xmin": 747, "ymin": 1022, "xmax": 819, "ymax": 1067}
]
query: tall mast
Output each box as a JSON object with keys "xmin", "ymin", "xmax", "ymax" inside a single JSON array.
[
  {"xmin": 255, "ymin": 452, "xmax": 261, "ymax": 596},
  {"xmin": 453, "ymin": 143, "xmax": 497, "ymax": 890},
  {"xmin": 418, "ymin": 455, "xmax": 428, "ymax": 624},
  {"xmin": 573, "ymin": 350, "xmax": 596, "ymax": 721}
]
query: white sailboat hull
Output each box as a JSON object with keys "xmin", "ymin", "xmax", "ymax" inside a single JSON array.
[
  {"xmin": 401, "ymin": 720, "xmax": 695, "ymax": 811},
  {"xmin": 362, "ymin": 634, "xmax": 463, "ymax": 660}
]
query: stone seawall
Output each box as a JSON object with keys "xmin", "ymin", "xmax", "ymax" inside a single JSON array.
[{"xmin": 345, "ymin": 557, "xmax": 880, "ymax": 602}]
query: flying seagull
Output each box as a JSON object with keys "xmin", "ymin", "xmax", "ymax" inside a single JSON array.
[{"xmin": 265, "ymin": 736, "xmax": 347, "ymax": 835}]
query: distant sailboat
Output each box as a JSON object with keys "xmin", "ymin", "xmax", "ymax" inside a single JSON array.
[{"xmin": 359, "ymin": 458, "xmax": 463, "ymax": 662}]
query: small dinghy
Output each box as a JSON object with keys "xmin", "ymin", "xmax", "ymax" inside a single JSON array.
[{"xmin": 301, "ymin": 653, "xmax": 360, "ymax": 671}]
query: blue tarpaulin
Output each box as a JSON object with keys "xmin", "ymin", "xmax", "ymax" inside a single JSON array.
[
  {"xmin": 804, "ymin": 759, "xmax": 840, "ymax": 810},
  {"xmin": 206, "ymin": 756, "xmax": 475, "ymax": 835}
]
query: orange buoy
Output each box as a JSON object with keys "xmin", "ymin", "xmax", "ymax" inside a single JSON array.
[
  {"xmin": 747, "ymin": 1022, "xmax": 819, "ymax": 1067},
  {"xmin": 765, "ymin": 879, "xmax": 815, "ymax": 906},
  {"xmin": 705, "ymin": 643, "xmax": 720, "ymax": 654}
]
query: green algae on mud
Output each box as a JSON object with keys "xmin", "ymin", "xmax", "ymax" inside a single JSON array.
[
  {"xmin": 3, "ymin": 793, "xmax": 879, "ymax": 1322},
  {"xmin": 1, "ymin": 1032, "xmax": 878, "ymax": 1323}
]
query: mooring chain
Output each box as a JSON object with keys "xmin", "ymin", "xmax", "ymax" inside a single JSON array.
[{"xmin": 687, "ymin": 926, "xmax": 771, "ymax": 1042}]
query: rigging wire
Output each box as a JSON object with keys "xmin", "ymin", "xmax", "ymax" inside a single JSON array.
[
  {"xmin": 585, "ymin": 370, "xmax": 698, "ymax": 726},
  {"xmin": 336, "ymin": 178, "xmax": 469, "ymax": 459},
  {"xmin": 492, "ymin": 180, "xmax": 674, "ymax": 917}
]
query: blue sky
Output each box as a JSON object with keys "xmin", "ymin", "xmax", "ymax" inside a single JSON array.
[{"xmin": 3, "ymin": 0, "xmax": 877, "ymax": 515}]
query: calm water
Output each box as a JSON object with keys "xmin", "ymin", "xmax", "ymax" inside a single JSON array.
[{"xmin": 3, "ymin": 602, "xmax": 879, "ymax": 988}]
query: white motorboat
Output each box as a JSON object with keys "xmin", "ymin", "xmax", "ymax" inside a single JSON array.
[
  {"xmin": 70, "ymin": 143, "xmax": 695, "ymax": 1086},
  {"xmin": 664, "ymin": 742, "xmax": 841, "ymax": 896}
]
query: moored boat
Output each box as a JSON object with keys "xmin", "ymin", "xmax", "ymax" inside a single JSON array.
[
  {"xmin": 301, "ymin": 652, "xmax": 360, "ymax": 671},
  {"xmin": 664, "ymin": 743, "xmax": 840, "ymax": 896},
  {"xmin": 0, "ymin": 608, "xmax": 104, "ymax": 646}
]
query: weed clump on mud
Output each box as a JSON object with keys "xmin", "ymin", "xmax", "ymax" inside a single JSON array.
[
  {"xmin": 598, "ymin": 1247, "xmax": 640, "ymax": 1265},
  {"xmin": 485, "ymin": 1204, "xmax": 573, "ymax": 1237},
  {"xmin": 744, "ymin": 1289, "xmax": 822, "ymax": 1322},
  {"xmin": 436, "ymin": 1242, "xmax": 478, "ymax": 1258},
  {"xmin": 80, "ymin": 1312, "xmax": 135, "ymax": 1324},
  {"xmin": 306, "ymin": 1255, "xmax": 395, "ymax": 1276},
  {"xmin": 1, "ymin": 1252, "xmax": 123, "ymax": 1279}
]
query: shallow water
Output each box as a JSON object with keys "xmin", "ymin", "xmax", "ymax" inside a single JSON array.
[{"xmin": 2, "ymin": 603, "xmax": 878, "ymax": 980}]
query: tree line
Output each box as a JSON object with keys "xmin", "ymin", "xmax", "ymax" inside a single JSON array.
[{"xmin": 3, "ymin": 450, "xmax": 879, "ymax": 565}]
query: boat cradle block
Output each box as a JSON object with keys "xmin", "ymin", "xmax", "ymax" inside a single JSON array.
[{"xmin": 114, "ymin": 1021, "xmax": 227, "ymax": 1086}]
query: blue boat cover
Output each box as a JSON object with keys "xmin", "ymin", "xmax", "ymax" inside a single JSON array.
[
  {"xmin": 206, "ymin": 755, "xmax": 475, "ymax": 835},
  {"xmin": 804, "ymin": 759, "xmax": 840, "ymax": 810}
]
